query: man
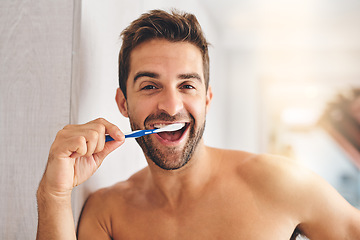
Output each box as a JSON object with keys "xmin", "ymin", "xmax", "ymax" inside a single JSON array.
[{"xmin": 36, "ymin": 9, "xmax": 360, "ymax": 240}]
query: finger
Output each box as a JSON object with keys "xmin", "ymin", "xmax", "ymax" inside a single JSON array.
[
  {"xmin": 65, "ymin": 136, "xmax": 87, "ymax": 158},
  {"xmin": 94, "ymin": 126, "xmax": 105, "ymax": 153},
  {"xmin": 76, "ymin": 120, "xmax": 106, "ymax": 154},
  {"xmin": 84, "ymin": 129, "xmax": 99, "ymax": 157},
  {"xmin": 95, "ymin": 118, "xmax": 124, "ymax": 142},
  {"xmin": 85, "ymin": 119, "xmax": 119, "ymax": 152},
  {"xmin": 56, "ymin": 118, "xmax": 124, "ymax": 157},
  {"xmin": 95, "ymin": 138, "xmax": 124, "ymax": 161},
  {"xmin": 50, "ymin": 129, "xmax": 87, "ymax": 159}
]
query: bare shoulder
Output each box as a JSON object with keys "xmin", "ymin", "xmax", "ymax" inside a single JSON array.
[
  {"xmin": 214, "ymin": 149, "xmax": 312, "ymax": 200},
  {"xmin": 225, "ymin": 150, "xmax": 345, "ymax": 209},
  {"xmin": 236, "ymin": 152, "xmax": 312, "ymax": 191},
  {"xmin": 86, "ymin": 167, "xmax": 149, "ymax": 210},
  {"xmin": 216, "ymin": 148, "xmax": 360, "ymax": 239},
  {"xmin": 211, "ymin": 147, "xmax": 306, "ymax": 179},
  {"xmin": 77, "ymin": 167, "xmax": 149, "ymax": 238},
  {"xmin": 237, "ymin": 153, "xmax": 316, "ymax": 207}
]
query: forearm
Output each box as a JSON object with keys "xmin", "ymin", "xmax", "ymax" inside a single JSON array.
[{"xmin": 36, "ymin": 183, "xmax": 76, "ymax": 240}]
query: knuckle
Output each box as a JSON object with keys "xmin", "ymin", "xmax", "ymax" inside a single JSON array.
[
  {"xmin": 87, "ymin": 129, "xmax": 99, "ymax": 140},
  {"xmin": 62, "ymin": 124, "xmax": 74, "ymax": 130},
  {"xmin": 93, "ymin": 117, "xmax": 106, "ymax": 124},
  {"xmin": 74, "ymin": 135, "xmax": 87, "ymax": 145},
  {"xmin": 108, "ymin": 124, "xmax": 119, "ymax": 133},
  {"xmin": 57, "ymin": 124, "xmax": 80, "ymax": 139},
  {"xmin": 93, "ymin": 123, "xmax": 105, "ymax": 134},
  {"xmin": 55, "ymin": 129, "xmax": 67, "ymax": 139}
]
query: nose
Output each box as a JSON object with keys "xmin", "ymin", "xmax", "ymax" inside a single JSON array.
[{"xmin": 157, "ymin": 88, "xmax": 184, "ymax": 116}]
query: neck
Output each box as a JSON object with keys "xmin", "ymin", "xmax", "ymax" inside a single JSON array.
[{"xmin": 145, "ymin": 141, "xmax": 215, "ymax": 208}]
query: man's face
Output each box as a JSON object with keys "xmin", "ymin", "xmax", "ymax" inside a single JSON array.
[{"xmin": 117, "ymin": 39, "xmax": 212, "ymax": 170}]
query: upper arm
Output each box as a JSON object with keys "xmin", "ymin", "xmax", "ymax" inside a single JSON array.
[
  {"xmin": 77, "ymin": 190, "xmax": 113, "ymax": 240},
  {"xmin": 297, "ymin": 171, "xmax": 360, "ymax": 239},
  {"xmin": 253, "ymin": 154, "xmax": 360, "ymax": 239}
]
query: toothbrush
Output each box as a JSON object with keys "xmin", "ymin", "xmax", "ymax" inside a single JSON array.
[{"xmin": 105, "ymin": 123, "xmax": 185, "ymax": 142}]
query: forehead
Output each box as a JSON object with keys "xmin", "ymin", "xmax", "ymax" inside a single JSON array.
[{"xmin": 128, "ymin": 39, "xmax": 204, "ymax": 81}]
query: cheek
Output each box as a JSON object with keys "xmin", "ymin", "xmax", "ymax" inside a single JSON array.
[
  {"xmin": 185, "ymin": 97, "xmax": 207, "ymax": 124},
  {"xmin": 126, "ymin": 97, "xmax": 156, "ymax": 125}
]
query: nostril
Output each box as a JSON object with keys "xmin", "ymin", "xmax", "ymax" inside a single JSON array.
[{"xmin": 157, "ymin": 93, "xmax": 184, "ymax": 116}]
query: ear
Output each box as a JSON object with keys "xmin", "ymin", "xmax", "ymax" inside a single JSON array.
[
  {"xmin": 115, "ymin": 88, "xmax": 129, "ymax": 118},
  {"xmin": 205, "ymin": 85, "xmax": 213, "ymax": 114}
]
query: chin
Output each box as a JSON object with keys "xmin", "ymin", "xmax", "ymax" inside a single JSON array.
[{"xmin": 140, "ymin": 121, "xmax": 206, "ymax": 171}]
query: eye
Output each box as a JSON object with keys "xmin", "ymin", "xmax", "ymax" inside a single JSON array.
[
  {"xmin": 180, "ymin": 82, "xmax": 196, "ymax": 90},
  {"xmin": 182, "ymin": 85, "xmax": 195, "ymax": 89},
  {"xmin": 141, "ymin": 84, "xmax": 157, "ymax": 90}
]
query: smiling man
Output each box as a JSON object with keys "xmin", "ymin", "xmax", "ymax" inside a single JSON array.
[
  {"xmin": 120, "ymin": 38, "xmax": 209, "ymax": 171},
  {"xmin": 36, "ymin": 10, "xmax": 360, "ymax": 240}
]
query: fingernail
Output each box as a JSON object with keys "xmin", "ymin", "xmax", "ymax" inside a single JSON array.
[{"xmin": 117, "ymin": 133, "xmax": 125, "ymax": 141}]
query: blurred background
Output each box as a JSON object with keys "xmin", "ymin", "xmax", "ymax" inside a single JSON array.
[{"xmin": 1, "ymin": 0, "xmax": 360, "ymax": 238}]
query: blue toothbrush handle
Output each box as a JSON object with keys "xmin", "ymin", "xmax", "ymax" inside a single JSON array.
[
  {"xmin": 105, "ymin": 135, "xmax": 115, "ymax": 142},
  {"xmin": 125, "ymin": 129, "xmax": 155, "ymax": 138},
  {"xmin": 105, "ymin": 129, "xmax": 156, "ymax": 142}
]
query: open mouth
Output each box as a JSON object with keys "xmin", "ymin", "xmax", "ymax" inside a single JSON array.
[{"xmin": 152, "ymin": 123, "xmax": 189, "ymax": 142}]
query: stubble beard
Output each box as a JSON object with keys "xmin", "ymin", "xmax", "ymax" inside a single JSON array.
[{"xmin": 129, "ymin": 115, "xmax": 206, "ymax": 170}]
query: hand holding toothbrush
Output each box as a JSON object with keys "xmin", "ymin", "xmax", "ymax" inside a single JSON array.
[
  {"xmin": 36, "ymin": 118, "xmax": 125, "ymax": 240},
  {"xmin": 37, "ymin": 118, "xmax": 183, "ymax": 197},
  {"xmin": 38, "ymin": 118, "xmax": 125, "ymax": 197}
]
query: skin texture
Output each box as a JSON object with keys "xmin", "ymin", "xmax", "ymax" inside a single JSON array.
[{"xmin": 37, "ymin": 39, "xmax": 360, "ymax": 240}]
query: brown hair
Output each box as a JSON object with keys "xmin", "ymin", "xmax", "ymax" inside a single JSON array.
[{"xmin": 118, "ymin": 9, "xmax": 210, "ymax": 98}]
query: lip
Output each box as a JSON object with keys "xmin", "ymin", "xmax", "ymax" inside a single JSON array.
[{"xmin": 151, "ymin": 122, "xmax": 190, "ymax": 146}]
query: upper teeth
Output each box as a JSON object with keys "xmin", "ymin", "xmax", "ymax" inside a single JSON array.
[
  {"xmin": 154, "ymin": 123, "xmax": 186, "ymax": 129},
  {"xmin": 153, "ymin": 123, "xmax": 173, "ymax": 129}
]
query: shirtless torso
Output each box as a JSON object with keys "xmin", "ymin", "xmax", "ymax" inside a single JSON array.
[{"xmin": 77, "ymin": 147, "xmax": 359, "ymax": 240}]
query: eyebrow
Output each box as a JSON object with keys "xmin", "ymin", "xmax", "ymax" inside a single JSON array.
[
  {"xmin": 133, "ymin": 71, "xmax": 202, "ymax": 83},
  {"xmin": 178, "ymin": 73, "xmax": 202, "ymax": 82},
  {"xmin": 133, "ymin": 71, "xmax": 160, "ymax": 83}
]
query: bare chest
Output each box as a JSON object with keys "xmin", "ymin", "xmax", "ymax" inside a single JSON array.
[{"xmin": 111, "ymin": 188, "xmax": 298, "ymax": 240}]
